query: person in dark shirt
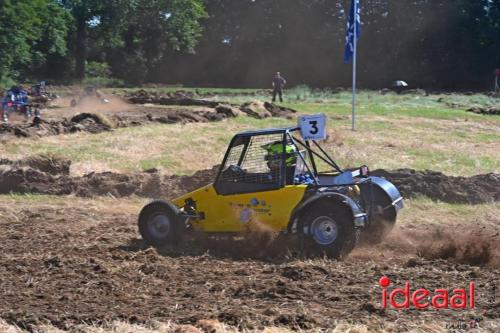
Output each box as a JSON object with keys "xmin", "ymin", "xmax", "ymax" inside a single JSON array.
[{"xmin": 272, "ymin": 72, "xmax": 286, "ymax": 102}]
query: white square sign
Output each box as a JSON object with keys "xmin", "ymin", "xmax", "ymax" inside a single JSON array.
[{"xmin": 299, "ymin": 114, "xmax": 326, "ymax": 141}]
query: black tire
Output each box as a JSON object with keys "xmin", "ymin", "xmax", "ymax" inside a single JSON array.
[
  {"xmin": 300, "ymin": 201, "xmax": 358, "ymax": 259},
  {"xmin": 138, "ymin": 201, "xmax": 183, "ymax": 247}
]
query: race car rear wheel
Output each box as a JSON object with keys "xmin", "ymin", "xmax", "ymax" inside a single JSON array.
[
  {"xmin": 138, "ymin": 200, "xmax": 183, "ymax": 247},
  {"xmin": 301, "ymin": 202, "xmax": 358, "ymax": 259}
]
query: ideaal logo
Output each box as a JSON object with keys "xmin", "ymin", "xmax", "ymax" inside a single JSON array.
[{"xmin": 379, "ymin": 276, "xmax": 475, "ymax": 309}]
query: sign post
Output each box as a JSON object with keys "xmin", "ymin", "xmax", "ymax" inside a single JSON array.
[
  {"xmin": 344, "ymin": 1, "xmax": 360, "ymax": 131},
  {"xmin": 351, "ymin": 0, "xmax": 358, "ymax": 131},
  {"xmin": 495, "ymin": 69, "xmax": 500, "ymax": 92}
]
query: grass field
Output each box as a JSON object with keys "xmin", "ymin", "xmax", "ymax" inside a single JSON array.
[{"xmin": 1, "ymin": 89, "xmax": 498, "ymax": 176}]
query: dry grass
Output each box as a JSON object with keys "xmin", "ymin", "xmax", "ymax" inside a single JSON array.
[
  {"xmin": 4, "ymin": 318, "xmax": 499, "ymax": 333},
  {"xmin": 0, "ymin": 110, "xmax": 498, "ymax": 176},
  {"xmin": 320, "ymin": 114, "xmax": 500, "ymax": 175},
  {"xmin": 398, "ymin": 197, "xmax": 500, "ymax": 230},
  {"xmin": 1, "ymin": 90, "xmax": 498, "ymax": 176}
]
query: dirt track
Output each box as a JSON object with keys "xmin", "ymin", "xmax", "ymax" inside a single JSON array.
[
  {"xmin": 0, "ymin": 157, "xmax": 499, "ymax": 331},
  {"xmin": 0, "ymin": 105, "xmax": 236, "ymax": 139},
  {"xmin": 0, "ymin": 93, "xmax": 297, "ymax": 139},
  {"xmin": 0, "ymin": 197, "xmax": 498, "ymax": 331}
]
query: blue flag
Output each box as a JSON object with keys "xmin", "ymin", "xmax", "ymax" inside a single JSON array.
[{"xmin": 344, "ymin": 0, "xmax": 361, "ymax": 64}]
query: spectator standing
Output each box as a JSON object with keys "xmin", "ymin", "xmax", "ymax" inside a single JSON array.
[{"xmin": 272, "ymin": 72, "xmax": 286, "ymax": 103}]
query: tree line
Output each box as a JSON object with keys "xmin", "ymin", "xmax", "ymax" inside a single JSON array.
[{"xmin": 1, "ymin": 0, "xmax": 499, "ymax": 89}]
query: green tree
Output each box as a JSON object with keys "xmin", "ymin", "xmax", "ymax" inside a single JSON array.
[
  {"xmin": 60, "ymin": 0, "xmax": 104, "ymax": 78},
  {"xmin": 0, "ymin": 0, "xmax": 70, "ymax": 82},
  {"xmin": 110, "ymin": 0, "xmax": 207, "ymax": 83}
]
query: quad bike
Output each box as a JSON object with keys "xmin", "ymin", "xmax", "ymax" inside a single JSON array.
[
  {"xmin": 138, "ymin": 124, "xmax": 404, "ymax": 258},
  {"xmin": 1, "ymin": 91, "xmax": 36, "ymax": 123},
  {"xmin": 29, "ymin": 81, "xmax": 58, "ymax": 106},
  {"xmin": 70, "ymin": 86, "xmax": 109, "ymax": 107},
  {"xmin": 1, "ymin": 101, "xmax": 38, "ymax": 123}
]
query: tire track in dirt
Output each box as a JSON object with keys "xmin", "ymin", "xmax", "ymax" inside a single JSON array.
[{"xmin": 0, "ymin": 199, "xmax": 498, "ymax": 331}]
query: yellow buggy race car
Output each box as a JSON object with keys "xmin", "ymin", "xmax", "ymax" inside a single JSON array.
[{"xmin": 138, "ymin": 125, "xmax": 404, "ymax": 258}]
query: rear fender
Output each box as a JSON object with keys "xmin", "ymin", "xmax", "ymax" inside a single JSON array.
[
  {"xmin": 359, "ymin": 176, "xmax": 404, "ymax": 225},
  {"xmin": 288, "ymin": 192, "xmax": 367, "ymax": 233}
]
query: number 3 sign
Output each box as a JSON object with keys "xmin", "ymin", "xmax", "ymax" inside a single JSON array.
[{"xmin": 299, "ymin": 114, "xmax": 326, "ymax": 141}]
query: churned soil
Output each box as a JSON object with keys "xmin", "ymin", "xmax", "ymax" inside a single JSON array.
[
  {"xmin": 0, "ymin": 105, "xmax": 236, "ymax": 139},
  {"xmin": 0, "ymin": 91, "xmax": 297, "ymax": 139},
  {"xmin": 0, "ymin": 197, "xmax": 498, "ymax": 332},
  {"xmin": 467, "ymin": 106, "xmax": 500, "ymax": 116},
  {"xmin": 0, "ymin": 156, "xmax": 216, "ymax": 198},
  {"xmin": 1, "ymin": 156, "xmax": 499, "ymax": 204},
  {"xmin": 372, "ymin": 169, "xmax": 500, "ymax": 204},
  {"xmin": 123, "ymin": 89, "xmax": 272, "ymax": 102},
  {"xmin": 0, "ymin": 157, "xmax": 498, "ymax": 331}
]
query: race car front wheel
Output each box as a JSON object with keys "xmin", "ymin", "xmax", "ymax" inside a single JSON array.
[
  {"xmin": 301, "ymin": 201, "xmax": 359, "ymax": 259},
  {"xmin": 138, "ymin": 200, "xmax": 183, "ymax": 247}
]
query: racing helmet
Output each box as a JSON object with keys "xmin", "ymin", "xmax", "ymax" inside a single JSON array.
[{"xmin": 263, "ymin": 141, "xmax": 298, "ymax": 169}]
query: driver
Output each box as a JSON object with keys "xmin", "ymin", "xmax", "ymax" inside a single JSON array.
[{"xmin": 263, "ymin": 141, "xmax": 298, "ymax": 184}]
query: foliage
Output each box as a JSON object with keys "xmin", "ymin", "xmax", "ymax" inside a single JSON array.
[
  {"xmin": 82, "ymin": 76, "xmax": 124, "ymax": 87},
  {"xmin": 108, "ymin": 0, "xmax": 208, "ymax": 83},
  {"xmin": 0, "ymin": 0, "xmax": 71, "ymax": 81},
  {"xmin": 85, "ymin": 61, "xmax": 111, "ymax": 78},
  {"xmin": 164, "ymin": 0, "xmax": 500, "ymax": 89},
  {"xmin": 0, "ymin": 0, "xmax": 497, "ymax": 87}
]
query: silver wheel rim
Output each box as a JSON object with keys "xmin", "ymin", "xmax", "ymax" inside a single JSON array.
[
  {"xmin": 311, "ymin": 216, "xmax": 338, "ymax": 245},
  {"xmin": 147, "ymin": 213, "xmax": 171, "ymax": 239}
]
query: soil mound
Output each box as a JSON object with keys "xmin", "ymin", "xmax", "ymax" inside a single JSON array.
[
  {"xmin": 240, "ymin": 101, "xmax": 297, "ymax": 119},
  {"xmin": 0, "ymin": 106, "xmax": 236, "ymax": 139},
  {"xmin": 1, "ymin": 91, "xmax": 298, "ymax": 140},
  {"xmin": 240, "ymin": 101, "xmax": 272, "ymax": 118},
  {"xmin": 125, "ymin": 89, "xmax": 271, "ymax": 100},
  {"xmin": 0, "ymin": 114, "xmax": 113, "ymax": 138},
  {"xmin": 0, "ymin": 155, "xmax": 71, "ymax": 176},
  {"xmin": 145, "ymin": 107, "xmax": 234, "ymax": 124},
  {"xmin": 73, "ymin": 167, "xmax": 217, "ymax": 198},
  {"xmin": 372, "ymin": 168, "xmax": 499, "ymax": 204},
  {"xmin": 1, "ymin": 158, "xmax": 497, "ymax": 204},
  {"xmin": 263, "ymin": 102, "xmax": 298, "ymax": 118},
  {"xmin": 467, "ymin": 106, "xmax": 500, "ymax": 115},
  {"xmin": 0, "ymin": 157, "xmax": 218, "ymax": 198},
  {"xmin": 127, "ymin": 91, "xmax": 298, "ymax": 119},
  {"xmin": 126, "ymin": 89, "xmax": 220, "ymax": 108}
]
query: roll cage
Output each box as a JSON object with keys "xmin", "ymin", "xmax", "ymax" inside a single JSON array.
[{"xmin": 214, "ymin": 127, "xmax": 365, "ymax": 195}]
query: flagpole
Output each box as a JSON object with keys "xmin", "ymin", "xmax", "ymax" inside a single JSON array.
[{"xmin": 351, "ymin": 0, "xmax": 357, "ymax": 131}]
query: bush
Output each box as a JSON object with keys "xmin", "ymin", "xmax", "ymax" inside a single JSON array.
[
  {"xmin": 85, "ymin": 61, "xmax": 112, "ymax": 78},
  {"xmin": 0, "ymin": 76, "xmax": 16, "ymax": 90}
]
